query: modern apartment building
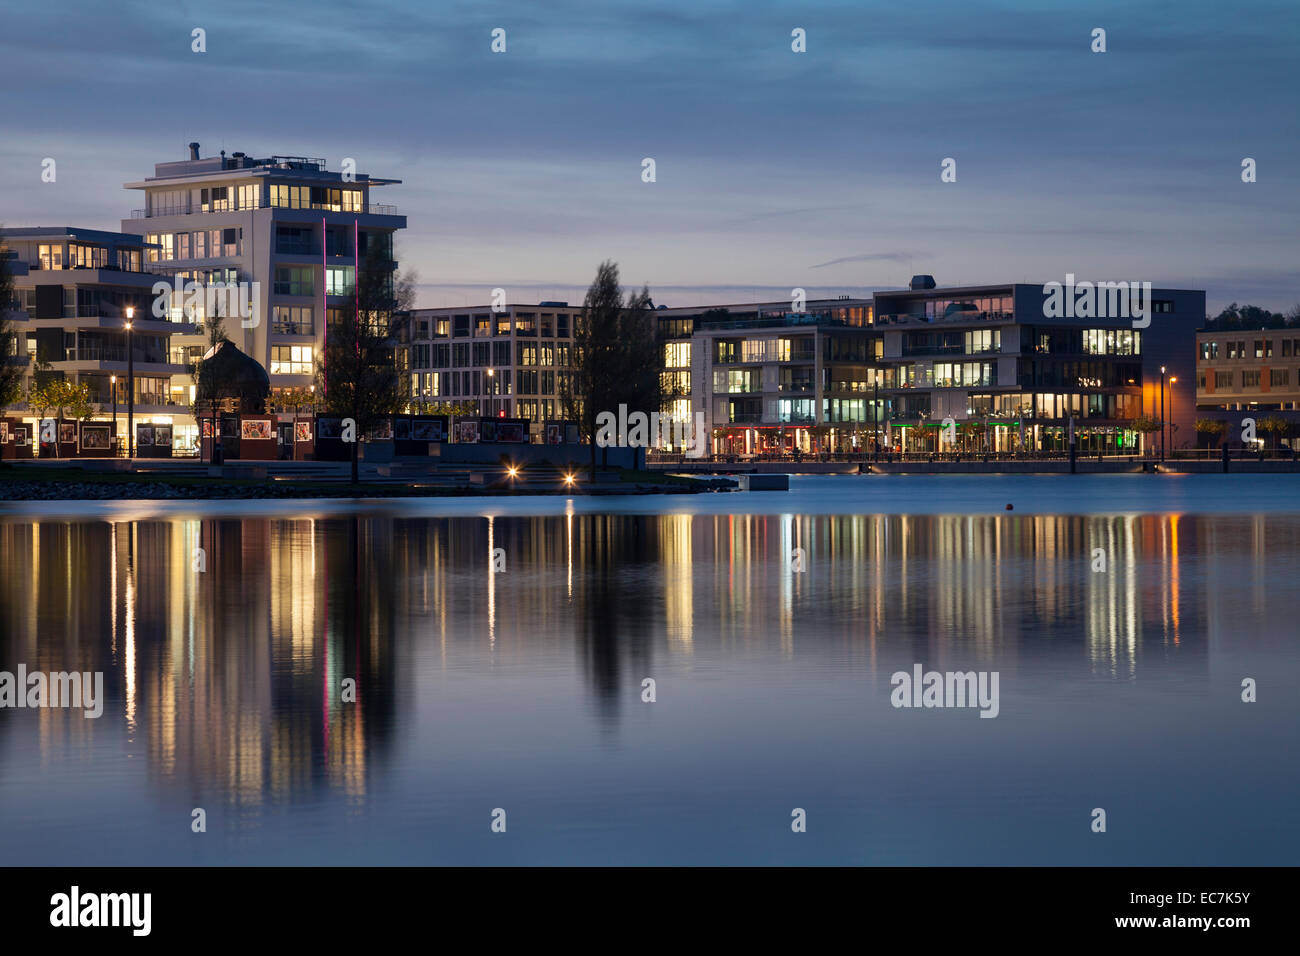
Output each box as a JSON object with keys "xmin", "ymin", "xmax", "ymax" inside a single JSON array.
[
  {"xmin": 1194, "ymin": 327, "xmax": 1300, "ymax": 444},
  {"xmin": 654, "ymin": 297, "xmax": 877, "ymax": 455},
  {"xmin": 2, "ymin": 227, "xmax": 185, "ymax": 437},
  {"xmin": 658, "ymin": 279, "xmax": 1204, "ymax": 455},
  {"xmin": 870, "ymin": 279, "xmax": 1203, "ymax": 454},
  {"xmin": 120, "ymin": 144, "xmax": 406, "ymax": 424},
  {"xmin": 405, "ymin": 302, "xmax": 584, "ymax": 437}
]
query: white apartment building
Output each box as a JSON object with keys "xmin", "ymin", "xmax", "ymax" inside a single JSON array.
[{"xmin": 120, "ymin": 143, "xmax": 406, "ymax": 428}]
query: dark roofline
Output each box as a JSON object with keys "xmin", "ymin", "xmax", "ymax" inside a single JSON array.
[
  {"xmin": 653, "ymin": 297, "xmax": 874, "ymax": 316},
  {"xmin": 1, "ymin": 226, "xmax": 155, "ymax": 246}
]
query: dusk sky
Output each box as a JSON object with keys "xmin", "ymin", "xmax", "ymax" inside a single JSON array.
[{"xmin": 3, "ymin": 0, "xmax": 1296, "ymax": 313}]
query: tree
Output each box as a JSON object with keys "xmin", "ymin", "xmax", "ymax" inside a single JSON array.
[
  {"xmin": 275, "ymin": 385, "xmax": 315, "ymax": 414},
  {"xmin": 190, "ymin": 308, "xmax": 231, "ymax": 459},
  {"xmin": 319, "ymin": 242, "xmax": 408, "ymax": 483},
  {"xmin": 1258, "ymin": 415, "xmax": 1289, "ymax": 451},
  {"xmin": 0, "ymin": 228, "xmax": 27, "ymax": 410},
  {"xmin": 1130, "ymin": 416, "xmax": 1162, "ymax": 456},
  {"xmin": 1204, "ymin": 303, "xmax": 1293, "ymax": 330},
  {"xmin": 560, "ymin": 260, "xmax": 663, "ymax": 480},
  {"xmin": 419, "ymin": 400, "xmax": 474, "ymax": 417},
  {"xmin": 61, "ymin": 380, "xmax": 95, "ymax": 424},
  {"xmin": 394, "ymin": 267, "xmax": 419, "ymax": 312},
  {"xmin": 1195, "ymin": 418, "xmax": 1229, "ymax": 448}
]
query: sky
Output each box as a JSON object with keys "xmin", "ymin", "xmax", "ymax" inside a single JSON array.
[{"xmin": 2, "ymin": 0, "xmax": 1297, "ymax": 314}]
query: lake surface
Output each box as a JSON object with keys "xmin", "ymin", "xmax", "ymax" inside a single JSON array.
[{"xmin": 1, "ymin": 474, "xmax": 1297, "ymax": 865}]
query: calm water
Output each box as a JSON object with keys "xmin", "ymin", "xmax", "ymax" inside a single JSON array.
[{"xmin": 1, "ymin": 474, "xmax": 1297, "ymax": 865}]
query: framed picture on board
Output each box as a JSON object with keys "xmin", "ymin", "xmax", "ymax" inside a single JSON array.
[{"xmin": 241, "ymin": 419, "xmax": 272, "ymax": 440}]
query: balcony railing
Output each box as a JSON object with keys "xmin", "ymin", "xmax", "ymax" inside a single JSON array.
[
  {"xmin": 61, "ymin": 347, "xmax": 171, "ymax": 364},
  {"xmin": 130, "ymin": 201, "xmax": 400, "ymax": 219},
  {"xmin": 877, "ymin": 310, "xmax": 1015, "ymax": 325},
  {"xmin": 276, "ymin": 240, "xmax": 319, "ymax": 255}
]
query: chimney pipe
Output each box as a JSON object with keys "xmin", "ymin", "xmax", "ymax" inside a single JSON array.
[{"xmin": 188, "ymin": 142, "xmax": 200, "ymax": 161}]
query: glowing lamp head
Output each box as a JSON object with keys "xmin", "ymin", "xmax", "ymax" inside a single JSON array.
[{"xmin": 563, "ymin": 473, "xmax": 576, "ymax": 485}]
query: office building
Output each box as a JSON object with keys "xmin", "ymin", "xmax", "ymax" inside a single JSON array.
[
  {"xmin": 658, "ymin": 279, "xmax": 1203, "ymax": 455},
  {"xmin": 1194, "ymin": 327, "xmax": 1300, "ymax": 447},
  {"xmin": 405, "ymin": 302, "xmax": 584, "ymax": 437}
]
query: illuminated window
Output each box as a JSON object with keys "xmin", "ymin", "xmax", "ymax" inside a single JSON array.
[
  {"xmin": 713, "ymin": 369, "xmax": 759, "ymax": 393},
  {"xmin": 664, "ymin": 341, "xmax": 691, "ymax": 367},
  {"xmin": 661, "ymin": 370, "xmax": 690, "ymax": 394},
  {"xmin": 270, "ymin": 184, "xmax": 311, "ymax": 209},
  {"xmin": 270, "ymin": 345, "xmax": 313, "ymax": 375},
  {"xmin": 324, "ymin": 266, "xmax": 353, "ymax": 296},
  {"xmin": 272, "ymin": 306, "xmax": 313, "ymax": 335}
]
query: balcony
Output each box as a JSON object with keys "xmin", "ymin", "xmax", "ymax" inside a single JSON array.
[
  {"xmin": 878, "ymin": 310, "xmax": 1015, "ymax": 326},
  {"xmin": 276, "ymin": 240, "xmax": 319, "ymax": 256},
  {"xmin": 130, "ymin": 201, "xmax": 400, "ymax": 219},
  {"xmin": 61, "ymin": 346, "xmax": 173, "ymax": 365}
]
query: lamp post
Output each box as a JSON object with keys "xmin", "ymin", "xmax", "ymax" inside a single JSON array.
[
  {"xmin": 873, "ymin": 376, "xmax": 880, "ymax": 462},
  {"xmin": 125, "ymin": 307, "xmax": 135, "ymax": 459},
  {"xmin": 1159, "ymin": 365, "xmax": 1166, "ymax": 462},
  {"xmin": 110, "ymin": 374, "xmax": 118, "ymax": 456},
  {"xmin": 1168, "ymin": 376, "xmax": 1178, "ymax": 456},
  {"xmin": 485, "ymin": 367, "xmax": 494, "ymax": 417}
]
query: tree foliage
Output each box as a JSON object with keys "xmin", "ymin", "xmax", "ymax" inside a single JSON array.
[
  {"xmin": 318, "ymin": 242, "xmax": 408, "ymax": 482},
  {"xmin": 1204, "ymin": 303, "xmax": 1299, "ymax": 330},
  {"xmin": 190, "ymin": 309, "xmax": 231, "ymax": 420},
  {"xmin": 560, "ymin": 260, "xmax": 663, "ymax": 479}
]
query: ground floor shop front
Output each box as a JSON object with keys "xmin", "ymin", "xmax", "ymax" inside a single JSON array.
[{"xmin": 711, "ymin": 422, "xmax": 1147, "ymax": 457}]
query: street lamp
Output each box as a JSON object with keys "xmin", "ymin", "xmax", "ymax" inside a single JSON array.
[
  {"xmin": 110, "ymin": 375, "xmax": 118, "ymax": 455},
  {"xmin": 125, "ymin": 307, "xmax": 135, "ymax": 459},
  {"xmin": 484, "ymin": 367, "xmax": 494, "ymax": 417},
  {"xmin": 1168, "ymin": 376, "xmax": 1178, "ymax": 455},
  {"xmin": 873, "ymin": 375, "xmax": 880, "ymax": 462},
  {"xmin": 1158, "ymin": 365, "xmax": 1167, "ymax": 462}
]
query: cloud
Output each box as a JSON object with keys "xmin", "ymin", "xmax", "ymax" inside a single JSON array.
[{"xmin": 809, "ymin": 252, "xmax": 924, "ymax": 269}]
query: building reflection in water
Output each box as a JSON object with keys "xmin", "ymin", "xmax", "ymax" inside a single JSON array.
[{"xmin": 0, "ymin": 509, "xmax": 1274, "ymax": 814}]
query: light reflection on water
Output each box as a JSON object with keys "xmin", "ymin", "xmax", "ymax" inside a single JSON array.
[{"xmin": 0, "ymin": 478, "xmax": 1298, "ymax": 865}]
